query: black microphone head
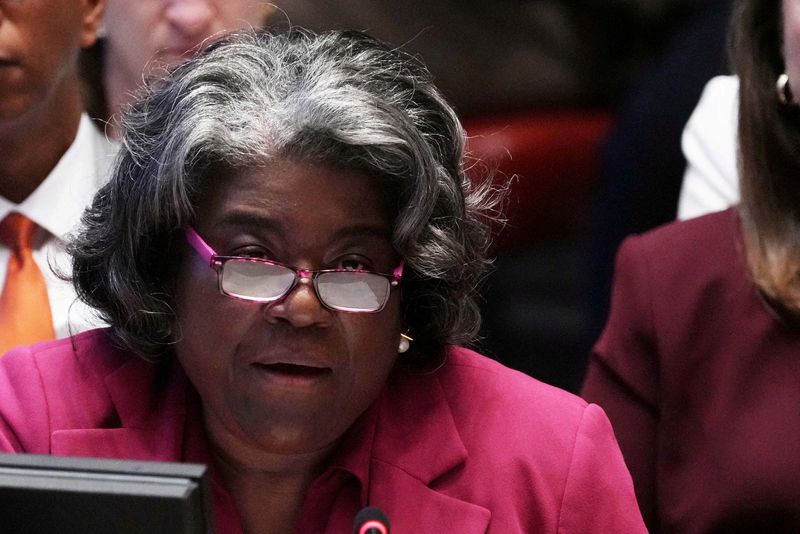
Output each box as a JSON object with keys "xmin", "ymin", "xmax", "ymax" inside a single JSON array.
[{"xmin": 353, "ymin": 506, "xmax": 390, "ymax": 534}]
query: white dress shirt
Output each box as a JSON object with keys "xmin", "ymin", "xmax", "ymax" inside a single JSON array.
[
  {"xmin": 0, "ymin": 114, "xmax": 118, "ymax": 338},
  {"xmin": 677, "ymin": 75, "xmax": 740, "ymax": 220}
]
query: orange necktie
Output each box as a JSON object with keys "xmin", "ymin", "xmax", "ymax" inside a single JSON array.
[{"xmin": 0, "ymin": 213, "xmax": 55, "ymax": 354}]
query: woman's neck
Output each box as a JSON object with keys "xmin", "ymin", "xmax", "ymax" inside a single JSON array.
[
  {"xmin": 205, "ymin": 417, "xmax": 337, "ymax": 533},
  {"xmin": 218, "ymin": 460, "xmax": 317, "ymax": 534}
]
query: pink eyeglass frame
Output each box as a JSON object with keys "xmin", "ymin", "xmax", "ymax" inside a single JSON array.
[{"xmin": 183, "ymin": 226, "xmax": 404, "ymax": 312}]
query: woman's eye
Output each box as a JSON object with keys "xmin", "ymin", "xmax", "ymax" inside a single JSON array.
[{"xmin": 337, "ymin": 257, "xmax": 370, "ymax": 271}]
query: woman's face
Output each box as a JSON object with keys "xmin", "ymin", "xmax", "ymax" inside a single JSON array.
[
  {"xmin": 784, "ymin": 0, "xmax": 800, "ymax": 95},
  {"xmin": 173, "ymin": 160, "xmax": 403, "ymax": 456},
  {"xmin": 103, "ymin": 0, "xmax": 270, "ymax": 78}
]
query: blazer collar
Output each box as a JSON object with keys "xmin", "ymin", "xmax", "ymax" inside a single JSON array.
[{"xmin": 374, "ymin": 366, "xmax": 468, "ymax": 482}]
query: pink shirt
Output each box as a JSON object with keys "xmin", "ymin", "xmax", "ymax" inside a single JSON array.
[{"xmin": 0, "ymin": 328, "xmax": 645, "ymax": 532}]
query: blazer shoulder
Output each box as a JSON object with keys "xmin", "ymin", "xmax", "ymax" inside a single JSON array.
[
  {"xmin": 623, "ymin": 207, "xmax": 739, "ymax": 264},
  {"xmin": 593, "ymin": 207, "xmax": 751, "ymax": 406},
  {"xmin": 614, "ymin": 207, "xmax": 746, "ymax": 311},
  {"xmin": 0, "ymin": 329, "xmax": 134, "ymax": 452},
  {"xmin": 433, "ymin": 348, "xmax": 644, "ymax": 530},
  {"xmin": 440, "ymin": 347, "xmax": 595, "ymax": 459},
  {"xmin": 444, "ymin": 346, "xmax": 588, "ymax": 417}
]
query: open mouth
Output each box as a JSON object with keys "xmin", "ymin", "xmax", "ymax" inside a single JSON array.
[{"xmin": 253, "ymin": 362, "xmax": 332, "ymax": 377}]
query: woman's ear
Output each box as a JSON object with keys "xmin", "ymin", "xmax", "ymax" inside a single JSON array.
[{"xmin": 79, "ymin": 0, "xmax": 106, "ymax": 49}]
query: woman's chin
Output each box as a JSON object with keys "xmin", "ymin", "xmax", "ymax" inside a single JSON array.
[{"xmin": 228, "ymin": 390, "xmax": 349, "ymax": 455}]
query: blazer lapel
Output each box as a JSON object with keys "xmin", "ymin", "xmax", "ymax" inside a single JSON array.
[
  {"xmin": 51, "ymin": 357, "xmax": 188, "ymax": 462},
  {"xmin": 370, "ymin": 465, "xmax": 491, "ymax": 533},
  {"xmin": 366, "ymin": 367, "xmax": 491, "ymax": 532}
]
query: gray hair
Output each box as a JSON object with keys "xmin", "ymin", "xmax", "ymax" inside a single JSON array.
[{"xmin": 71, "ymin": 28, "xmax": 496, "ymax": 365}]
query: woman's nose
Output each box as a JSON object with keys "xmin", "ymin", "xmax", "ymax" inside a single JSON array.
[
  {"xmin": 164, "ymin": 0, "xmax": 216, "ymax": 39},
  {"xmin": 263, "ymin": 278, "xmax": 330, "ymax": 328}
]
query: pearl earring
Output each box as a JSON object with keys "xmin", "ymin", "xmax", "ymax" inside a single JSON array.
[{"xmin": 398, "ymin": 333, "xmax": 413, "ymax": 353}]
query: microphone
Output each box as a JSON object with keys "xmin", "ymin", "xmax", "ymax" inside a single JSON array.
[{"xmin": 353, "ymin": 506, "xmax": 390, "ymax": 534}]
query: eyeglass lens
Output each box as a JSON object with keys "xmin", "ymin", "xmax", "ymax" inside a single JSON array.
[
  {"xmin": 220, "ymin": 259, "xmax": 390, "ymax": 311},
  {"xmin": 221, "ymin": 260, "xmax": 296, "ymax": 300},
  {"xmin": 315, "ymin": 271, "xmax": 389, "ymax": 311}
]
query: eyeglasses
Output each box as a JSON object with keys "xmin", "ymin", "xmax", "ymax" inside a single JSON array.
[{"xmin": 184, "ymin": 226, "xmax": 403, "ymax": 313}]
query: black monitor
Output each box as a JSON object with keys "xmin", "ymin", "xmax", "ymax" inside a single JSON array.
[{"xmin": 0, "ymin": 453, "xmax": 213, "ymax": 534}]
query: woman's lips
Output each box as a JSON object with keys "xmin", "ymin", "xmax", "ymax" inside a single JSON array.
[
  {"xmin": 0, "ymin": 60, "xmax": 23, "ymax": 85},
  {"xmin": 0, "ymin": 58, "xmax": 20, "ymax": 69},
  {"xmin": 251, "ymin": 362, "xmax": 333, "ymax": 387},
  {"xmin": 255, "ymin": 362, "xmax": 330, "ymax": 375}
]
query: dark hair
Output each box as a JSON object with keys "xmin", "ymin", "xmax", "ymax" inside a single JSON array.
[
  {"xmin": 734, "ymin": 0, "xmax": 800, "ymax": 312},
  {"xmin": 70, "ymin": 28, "xmax": 497, "ymax": 364}
]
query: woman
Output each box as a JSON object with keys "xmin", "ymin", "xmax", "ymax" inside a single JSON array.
[
  {"xmin": 583, "ymin": 1, "xmax": 800, "ymax": 531},
  {"xmin": 1, "ymin": 29, "xmax": 645, "ymax": 532}
]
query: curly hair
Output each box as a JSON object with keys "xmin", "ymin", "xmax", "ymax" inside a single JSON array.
[
  {"xmin": 70, "ymin": 28, "xmax": 497, "ymax": 365},
  {"xmin": 734, "ymin": 0, "xmax": 800, "ymax": 314}
]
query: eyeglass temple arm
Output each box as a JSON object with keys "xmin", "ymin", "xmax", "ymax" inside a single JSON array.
[{"xmin": 184, "ymin": 226, "xmax": 215, "ymax": 264}]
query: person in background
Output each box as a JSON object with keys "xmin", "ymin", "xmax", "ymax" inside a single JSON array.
[
  {"xmin": 0, "ymin": 29, "xmax": 646, "ymax": 532},
  {"xmin": 583, "ymin": 1, "xmax": 800, "ymax": 531},
  {"xmin": 0, "ymin": 0, "xmax": 112, "ymax": 354},
  {"xmin": 81, "ymin": 0, "xmax": 274, "ymax": 136}
]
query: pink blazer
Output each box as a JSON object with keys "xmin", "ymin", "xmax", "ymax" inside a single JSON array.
[{"xmin": 0, "ymin": 328, "xmax": 645, "ymax": 533}]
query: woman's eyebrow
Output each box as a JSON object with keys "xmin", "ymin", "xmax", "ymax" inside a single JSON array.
[
  {"xmin": 327, "ymin": 224, "xmax": 393, "ymax": 243},
  {"xmin": 212, "ymin": 211, "xmax": 283, "ymax": 234},
  {"xmin": 212, "ymin": 212, "xmax": 391, "ymax": 243}
]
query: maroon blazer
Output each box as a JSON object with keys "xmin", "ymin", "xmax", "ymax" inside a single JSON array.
[
  {"xmin": 582, "ymin": 207, "xmax": 800, "ymax": 533},
  {"xmin": 0, "ymin": 328, "xmax": 645, "ymax": 533}
]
